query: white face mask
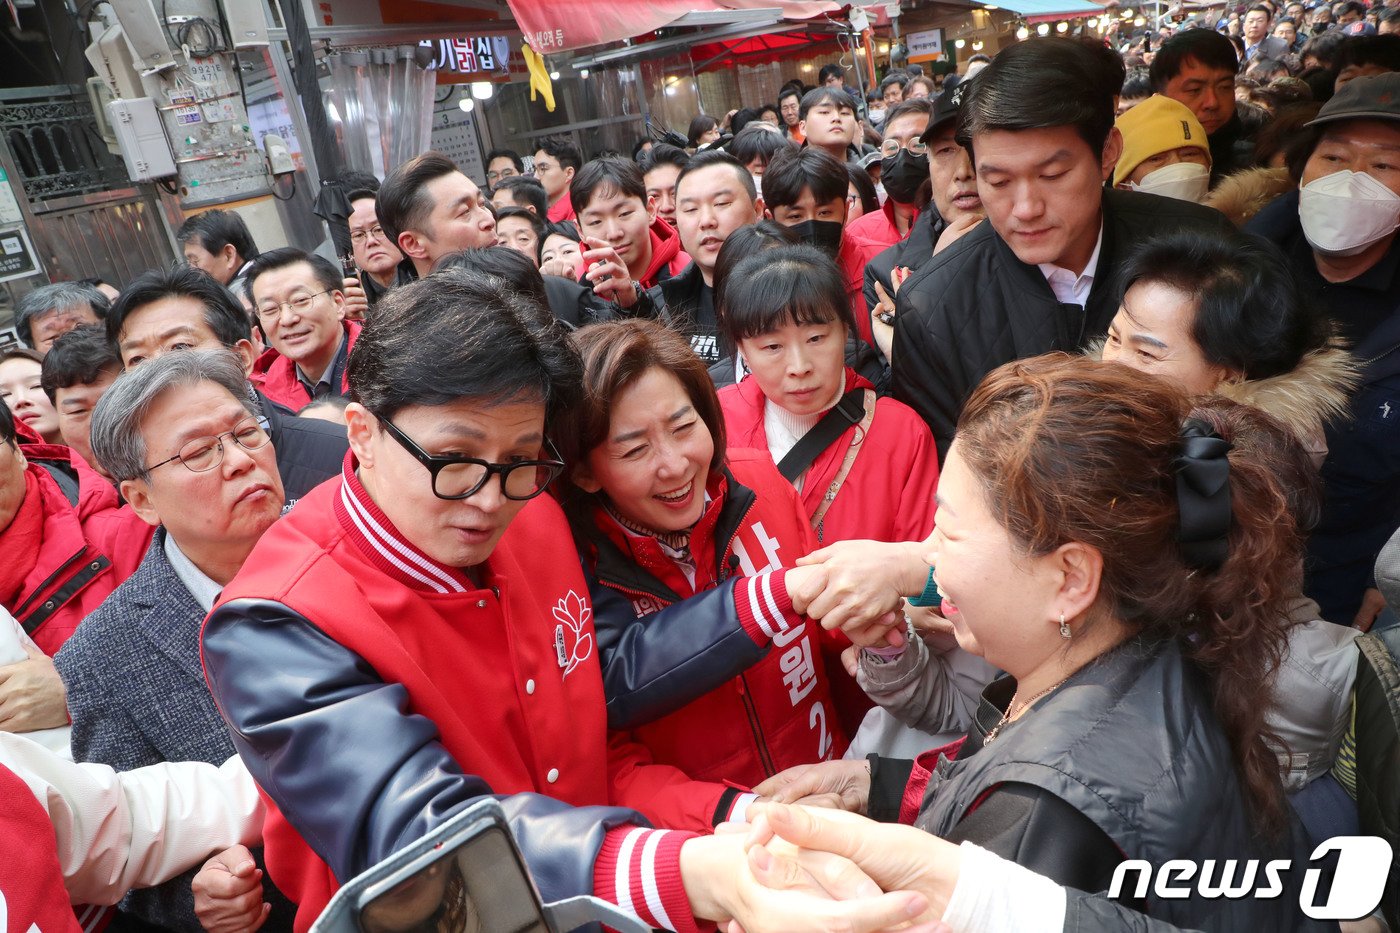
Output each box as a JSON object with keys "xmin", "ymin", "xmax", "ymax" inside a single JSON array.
[
  {"xmin": 868, "ymin": 108, "xmax": 886, "ymax": 126},
  {"xmin": 1299, "ymin": 169, "xmax": 1400, "ymax": 256},
  {"xmin": 1128, "ymin": 160, "xmax": 1211, "ymax": 202}
]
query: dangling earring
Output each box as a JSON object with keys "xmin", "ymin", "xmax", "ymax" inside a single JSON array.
[{"xmin": 1059, "ymin": 613, "xmax": 1072, "ymax": 639}]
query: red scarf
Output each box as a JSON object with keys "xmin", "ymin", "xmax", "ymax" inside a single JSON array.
[{"xmin": 0, "ymin": 469, "xmax": 45, "ymax": 611}]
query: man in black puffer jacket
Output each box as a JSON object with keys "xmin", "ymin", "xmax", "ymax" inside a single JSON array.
[{"xmin": 891, "ymin": 40, "xmax": 1233, "ymax": 459}]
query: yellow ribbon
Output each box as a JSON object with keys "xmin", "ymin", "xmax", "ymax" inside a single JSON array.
[{"xmin": 522, "ymin": 44, "xmax": 556, "ymax": 112}]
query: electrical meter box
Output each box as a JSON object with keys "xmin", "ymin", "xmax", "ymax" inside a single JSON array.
[{"xmin": 106, "ymin": 97, "xmax": 178, "ymax": 181}]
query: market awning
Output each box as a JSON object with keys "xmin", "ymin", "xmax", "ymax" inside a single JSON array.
[
  {"xmin": 689, "ymin": 30, "xmax": 845, "ymax": 71},
  {"xmin": 505, "ymin": 1, "xmax": 843, "ymax": 54},
  {"xmin": 993, "ymin": 0, "xmax": 1108, "ymax": 21}
]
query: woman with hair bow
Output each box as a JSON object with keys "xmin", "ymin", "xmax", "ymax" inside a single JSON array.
[{"xmin": 753, "ymin": 354, "xmax": 1326, "ymax": 932}]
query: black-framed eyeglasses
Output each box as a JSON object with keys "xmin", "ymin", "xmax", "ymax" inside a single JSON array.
[
  {"xmin": 256, "ymin": 289, "xmax": 334, "ymax": 321},
  {"xmin": 378, "ymin": 416, "xmax": 565, "ymax": 502},
  {"xmin": 145, "ymin": 415, "xmax": 270, "ymax": 475}
]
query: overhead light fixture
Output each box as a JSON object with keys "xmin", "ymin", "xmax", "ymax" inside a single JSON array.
[
  {"xmin": 1133, "ymin": 16, "xmax": 1145, "ymax": 25},
  {"xmin": 665, "ymin": 84, "xmax": 677, "ymax": 96},
  {"xmin": 1016, "ymin": 24, "xmax": 1029, "ymax": 38},
  {"xmin": 471, "ymin": 80, "xmax": 493, "ymax": 100},
  {"xmin": 549, "ymin": 70, "xmax": 560, "ymax": 80},
  {"xmin": 954, "ymin": 37, "xmax": 966, "ymax": 48},
  {"xmin": 458, "ymin": 96, "xmax": 474, "ymax": 113},
  {"xmin": 1037, "ymin": 22, "xmax": 1050, "ymax": 34},
  {"xmin": 1056, "ymin": 20, "xmax": 1068, "ymax": 32},
  {"xmin": 984, "ymin": 3, "xmax": 999, "ymax": 8},
  {"xmin": 579, "ymin": 68, "xmax": 590, "ymax": 79},
  {"xmin": 972, "ymin": 39, "xmax": 984, "ymax": 49}
]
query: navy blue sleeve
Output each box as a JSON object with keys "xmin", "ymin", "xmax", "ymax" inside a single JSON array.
[{"xmin": 202, "ymin": 598, "xmax": 646, "ymax": 903}]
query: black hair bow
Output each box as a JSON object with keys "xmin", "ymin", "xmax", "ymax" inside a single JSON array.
[{"xmin": 1174, "ymin": 419, "xmax": 1233, "ymax": 572}]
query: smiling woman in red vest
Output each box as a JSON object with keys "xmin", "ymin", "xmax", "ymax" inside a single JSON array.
[
  {"xmin": 200, "ymin": 270, "xmax": 848, "ymax": 933},
  {"xmin": 555, "ymin": 319, "xmax": 855, "ymax": 790}
]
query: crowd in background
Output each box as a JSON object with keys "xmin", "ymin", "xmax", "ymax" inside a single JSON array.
[{"xmin": 4, "ymin": 4, "xmax": 1400, "ymax": 933}]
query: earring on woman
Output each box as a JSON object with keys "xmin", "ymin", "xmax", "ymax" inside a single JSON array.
[{"xmin": 1059, "ymin": 612, "xmax": 1071, "ymax": 639}]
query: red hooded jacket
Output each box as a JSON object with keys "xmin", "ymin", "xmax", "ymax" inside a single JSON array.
[
  {"xmin": 638, "ymin": 217, "xmax": 691, "ymax": 289},
  {"xmin": 586, "ymin": 450, "xmax": 850, "ymax": 787},
  {"xmin": 250, "ymin": 320, "xmax": 360, "ymax": 413},
  {"xmin": 718, "ymin": 369, "xmax": 940, "ymax": 546},
  {"xmin": 2, "ymin": 444, "xmax": 151, "ymax": 656}
]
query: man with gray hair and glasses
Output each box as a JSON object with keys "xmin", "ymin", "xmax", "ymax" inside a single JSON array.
[
  {"xmin": 54, "ymin": 348, "xmax": 293, "ymax": 933},
  {"xmin": 17, "ymin": 281, "xmax": 110, "ymax": 356}
]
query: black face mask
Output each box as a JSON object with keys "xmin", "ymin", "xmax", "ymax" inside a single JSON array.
[
  {"xmin": 881, "ymin": 149, "xmax": 930, "ymax": 205},
  {"xmin": 789, "ymin": 219, "xmax": 844, "ymax": 257}
]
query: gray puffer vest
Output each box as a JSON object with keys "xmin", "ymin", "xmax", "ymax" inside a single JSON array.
[{"xmin": 916, "ymin": 636, "xmax": 1323, "ymax": 932}]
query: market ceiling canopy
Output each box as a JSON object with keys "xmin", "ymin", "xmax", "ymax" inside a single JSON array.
[{"xmin": 505, "ymin": 0, "xmax": 843, "ymax": 53}]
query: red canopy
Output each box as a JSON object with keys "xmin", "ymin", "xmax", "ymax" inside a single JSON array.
[
  {"xmin": 505, "ymin": 0, "xmax": 841, "ymax": 53},
  {"xmin": 690, "ymin": 31, "xmax": 843, "ymax": 71}
]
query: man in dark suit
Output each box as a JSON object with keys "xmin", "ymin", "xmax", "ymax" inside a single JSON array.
[
  {"xmin": 105, "ymin": 265, "xmax": 347, "ymax": 503},
  {"xmin": 891, "ymin": 39, "xmax": 1234, "ymax": 458},
  {"xmin": 55, "ymin": 349, "xmax": 293, "ymax": 932}
]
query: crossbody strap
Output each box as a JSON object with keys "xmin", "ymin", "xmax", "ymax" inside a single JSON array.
[
  {"xmin": 776, "ymin": 389, "xmax": 865, "ymax": 483},
  {"xmin": 812, "ymin": 390, "xmax": 877, "ymax": 538}
]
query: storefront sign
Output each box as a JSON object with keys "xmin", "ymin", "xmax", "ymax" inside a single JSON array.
[
  {"xmin": 0, "ymin": 227, "xmax": 39, "ymax": 284},
  {"xmin": 419, "ymin": 36, "xmax": 511, "ymax": 75},
  {"xmin": 907, "ymin": 28, "xmax": 946, "ymax": 62}
]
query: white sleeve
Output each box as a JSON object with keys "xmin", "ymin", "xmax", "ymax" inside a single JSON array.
[
  {"xmin": 940, "ymin": 841, "xmax": 1068, "ymax": 933},
  {"xmin": 0, "ymin": 733, "xmax": 264, "ymax": 905}
]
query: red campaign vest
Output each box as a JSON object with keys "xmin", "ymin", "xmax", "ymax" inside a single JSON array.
[
  {"xmin": 593, "ymin": 449, "xmax": 850, "ymax": 787},
  {"xmin": 718, "ymin": 369, "xmax": 940, "ymax": 546},
  {"xmin": 250, "ymin": 320, "xmax": 361, "ymax": 413},
  {"xmin": 211, "ymin": 471, "xmax": 716, "ymax": 930},
  {"xmin": 0, "ymin": 764, "xmax": 82, "ymax": 933}
]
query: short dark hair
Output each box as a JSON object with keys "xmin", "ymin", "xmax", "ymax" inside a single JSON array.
[
  {"xmin": 799, "ymin": 86, "xmax": 855, "ymax": 122},
  {"xmin": 847, "ymin": 164, "xmax": 879, "ymax": 215},
  {"xmin": 1335, "ymin": 34, "xmax": 1400, "ymax": 74},
  {"xmin": 761, "ymin": 145, "xmax": 849, "ymax": 209},
  {"xmin": 243, "ymin": 248, "xmax": 344, "ymax": 307},
  {"xmin": 492, "ymin": 175, "xmax": 549, "ymax": 216},
  {"xmin": 176, "ymin": 210, "xmax": 259, "ymax": 264},
  {"xmin": 377, "ymin": 151, "xmax": 461, "ymax": 249},
  {"xmin": 40, "ymin": 324, "xmax": 119, "ymax": 402},
  {"xmin": 542, "ymin": 220, "xmax": 581, "ymax": 245},
  {"xmin": 1246, "ymin": 3, "xmax": 1273, "ymax": 17},
  {"xmin": 712, "ymin": 221, "xmax": 799, "ymax": 327},
  {"xmin": 725, "ymin": 125, "xmax": 793, "ymax": 171},
  {"xmin": 106, "ymin": 265, "xmax": 251, "ymax": 352},
  {"xmin": 348, "ymin": 268, "xmax": 579, "ymax": 426},
  {"xmin": 485, "ymin": 148, "xmax": 524, "ymax": 173},
  {"xmin": 1336, "ymin": 0, "xmax": 1365, "ymax": 17},
  {"xmin": 967, "ymin": 53, "xmax": 993, "ymax": 65},
  {"xmin": 1300, "ymin": 30, "xmax": 1348, "ymax": 69},
  {"xmin": 1081, "ymin": 38, "xmax": 1128, "ymax": 96},
  {"xmin": 778, "ymin": 85, "xmax": 803, "ymax": 105},
  {"xmin": 1151, "ymin": 29, "xmax": 1240, "ymax": 90},
  {"xmin": 15, "ymin": 282, "xmax": 111, "ymax": 347},
  {"xmin": 1122, "ymin": 66, "xmax": 1154, "ymax": 100},
  {"xmin": 879, "ymin": 73, "xmax": 909, "ymax": 94},
  {"xmin": 719, "ymin": 244, "xmax": 856, "ymax": 343},
  {"xmin": 534, "ymin": 135, "xmax": 582, "ymax": 172},
  {"xmin": 639, "ymin": 143, "xmax": 691, "ymax": 176},
  {"xmin": 730, "ymin": 108, "xmax": 762, "ymax": 135},
  {"xmin": 1115, "ymin": 229, "xmax": 1329, "ymax": 380},
  {"xmin": 337, "ymin": 170, "xmax": 379, "ymax": 197},
  {"xmin": 495, "ymin": 205, "xmax": 548, "ymax": 242},
  {"xmin": 431, "ymin": 247, "xmax": 549, "ymax": 309},
  {"xmin": 881, "ymin": 97, "xmax": 933, "ymax": 135},
  {"xmin": 907, "ymin": 75, "xmax": 937, "ymax": 96},
  {"xmin": 818, "ymin": 63, "xmax": 845, "ymax": 84},
  {"xmin": 957, "ymin": 38, "xmax": 1117, "ymax": 160},
  {"xmin": 676, "ymin": 149, "xmax": 757, "ymax": 201},
  {"xmin": 631, "ymin": 137, "xmax": 653, "ymax": 161},
  {"xmin": 1380, "ymin": 7, "xmax": 1400, "ymax": 28},
  {"xmin": 569, "ymin": 157, "xmax": 647, "ymax": 215},
  {"xmin": 687, "ymin": 115, "xmax": 719, "ymax": 149},
  {"xmin": 756, "ymin": 103, "xmax": 780, "ymax": 122}
]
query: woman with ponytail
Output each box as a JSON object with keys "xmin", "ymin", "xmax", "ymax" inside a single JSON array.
[{"xmin": 753, "ymin": 353, "xmax": 1323, "ymax": 931}]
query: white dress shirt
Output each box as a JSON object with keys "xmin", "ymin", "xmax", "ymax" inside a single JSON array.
[{"xmin": 1037, "ymin": 225, "xmax": 1104, "ymax": 307}]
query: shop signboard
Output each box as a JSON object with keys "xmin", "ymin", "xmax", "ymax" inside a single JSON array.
[{"xmin": 907, "ymin": 28, "xmax": 945, "ymax": 63}]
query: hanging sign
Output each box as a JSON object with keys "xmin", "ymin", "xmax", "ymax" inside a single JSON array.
[{"xmin": 907, "ymin": 28, "xmax": 946, "ymax": 63}]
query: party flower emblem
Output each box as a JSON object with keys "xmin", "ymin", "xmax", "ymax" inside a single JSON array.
[{"xmin": 552, "ymin": 590, "xmax": 593, "ymax": 678}]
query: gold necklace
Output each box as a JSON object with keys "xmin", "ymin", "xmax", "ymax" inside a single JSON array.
[{"xmin": 982, "ymin": 673, "xmax": 1075, "ymax": 746}]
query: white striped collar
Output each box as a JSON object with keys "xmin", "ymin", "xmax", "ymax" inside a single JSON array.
[{"xmin": 333, "ymin": 455, "xmax": 471, "ymax": 594}]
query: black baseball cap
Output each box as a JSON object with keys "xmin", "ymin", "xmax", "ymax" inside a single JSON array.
[
  {"xmin": 921, "ymin": 79, "xmax": 968, "ymax": 141},
  {"xmin": 1307, "ymin": 72, "xmax": 1400, "ymax": 128}
]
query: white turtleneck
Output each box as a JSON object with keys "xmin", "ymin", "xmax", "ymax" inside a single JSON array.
[{"xmin": 763, "ymin": 383, "xmax": 846, "ymax": 491}]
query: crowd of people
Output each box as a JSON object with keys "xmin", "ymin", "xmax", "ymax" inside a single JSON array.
[{"xmin": 4, "ymin": 5, "xmax": 1400, "ymax": 932}]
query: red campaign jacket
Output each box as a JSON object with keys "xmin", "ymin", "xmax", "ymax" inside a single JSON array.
[
  {"xmin": 250, "ymin": 320, "xmax": 360, "ymax": 413},
  {"xmin": 1, "ymin": 447, "xmax": 151, "ymax": 656},
  {"xmin": 845, "ymin": 200, "xmax": 919, "ymax": 261},
  {"xmin": 587, "ymin": 449, "xmax": 850, "ymax": 787},
  {"xmin": 547, "ymin": 191, "xmax": 576, "ymax": 223},
  {"xmin": 639, "ymin": 217, "xmax": 691, "ymax": 290},
  {"xmin": 838, "ymin": 237, "xmax": 874, "ymax": 347},
  {"xmin": 0, "ymin": 764, "xmax": 83, "ymax": 933},
  {"xmin": 718, "ymin": 368, "xmax": 940, "ymax": 546},
  {"xmin": 209, "ymin": 463, "xmax": 725, "ymax": 928}
]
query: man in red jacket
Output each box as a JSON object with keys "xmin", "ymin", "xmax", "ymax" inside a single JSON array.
[
  {"xmin": 246, "ymin": 248, "xmax": 359, "ymax": 412},
  {"xmin": 572, "ymin": 157, "xmax": 691, "ymax": 293}
]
